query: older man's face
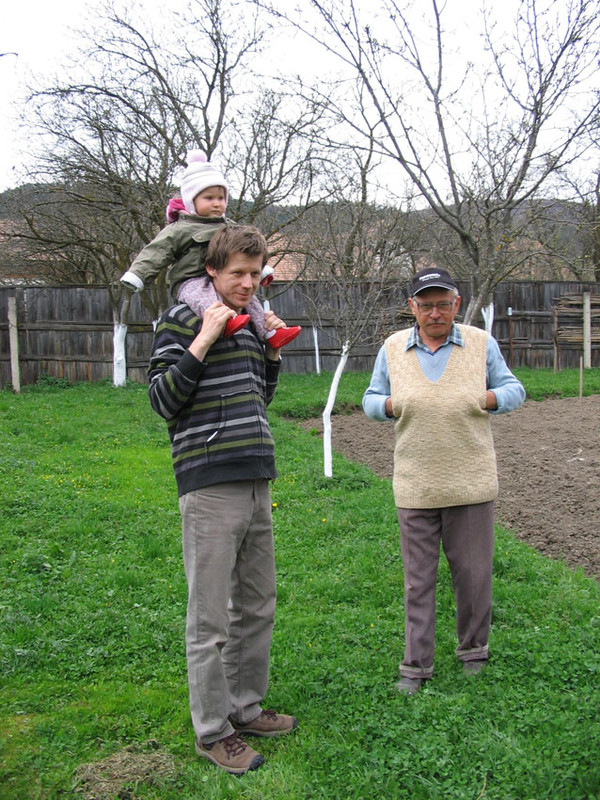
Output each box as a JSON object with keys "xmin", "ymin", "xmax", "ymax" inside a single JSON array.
[{"xmin": 409, "ymin": 287, "xmax": 461, "ymax": 344}]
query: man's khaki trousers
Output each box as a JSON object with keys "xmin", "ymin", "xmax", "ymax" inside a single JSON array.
[{"xmin": 180, "ymin": 479, "xmax": 276, "ymax": 743}]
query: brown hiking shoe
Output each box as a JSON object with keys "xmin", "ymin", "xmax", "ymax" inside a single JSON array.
[
  {"xmin": 230, "ymin": 709, "xmax": 298, "ymax": 738},
  {"xmin": 195, "ymin": 733, "xmax": 264, "ymax": 774}
]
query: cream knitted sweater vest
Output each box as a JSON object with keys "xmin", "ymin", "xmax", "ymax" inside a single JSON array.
[{"xmin": 385, "ymin": 324, "xmax": 498, "ymax": 509}]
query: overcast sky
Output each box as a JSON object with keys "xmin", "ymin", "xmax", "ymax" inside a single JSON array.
[
  {"xmin": 2, "ymin": 0, "xmax": 589, "ymax": 196},
  {"xmin": 0, "ymin": 0, "xmax": 470, "ymax": 191},
  {"xmin": 0, "ymin": 0, "xmax": 336, "ymax": 192},
  {"xmin": 0, "ymin": 1, "xmax": 94, "ymax": 190}
]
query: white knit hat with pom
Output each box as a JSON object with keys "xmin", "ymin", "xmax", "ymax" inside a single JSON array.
[{"xmin": 180, "ymin": 150, "xmax": 228, "ymax": 214}]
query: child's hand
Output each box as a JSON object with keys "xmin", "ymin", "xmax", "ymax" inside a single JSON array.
[
  {"xmin": 264, "ymin": 310, "xmax": 286, "ymax": 333},
  {"xmin": 188, "ymin": 302, "xmax": 235, "ymax": 361}
]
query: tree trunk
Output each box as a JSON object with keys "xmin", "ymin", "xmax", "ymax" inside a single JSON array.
[
  {"xmin": 463, "ymin": 286, "xmax": 490, "ymax": 327},
  {"xmin": 113, "ymin": 322, "xmax": 128, "ymax": 387},
  {"xmin": 322, "ymin": 341, "xmax": 350, "ymax": 478}
]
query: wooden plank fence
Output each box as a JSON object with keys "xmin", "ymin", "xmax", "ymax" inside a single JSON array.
[{"xmin": 1, "ymin": 280, "xmax": 600, "ymax": 389}]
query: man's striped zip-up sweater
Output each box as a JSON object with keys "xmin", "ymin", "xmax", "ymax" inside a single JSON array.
[{"xmin": 148, "ymin": 303, "xmax": 281, "ymax": 497}]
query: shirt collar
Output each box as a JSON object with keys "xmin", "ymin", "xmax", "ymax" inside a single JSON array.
[{"xmin": 406, "ymin": 322, "xmax": 464, "ymax": 352}]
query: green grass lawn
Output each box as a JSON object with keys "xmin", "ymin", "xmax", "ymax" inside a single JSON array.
[{"xmin": 1, "ymin": 371, "xmax": 599, "ymax": 800}]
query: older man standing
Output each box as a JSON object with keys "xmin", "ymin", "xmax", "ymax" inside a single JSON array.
[{"xmin": 363, "ymin": 267, "xmax": 525, "ymax": 695}]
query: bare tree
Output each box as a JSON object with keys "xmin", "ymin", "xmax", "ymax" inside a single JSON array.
[
  {"xmin": 223, "ymin": 91, "xmax": 322, "ymax": 227},
  {"xmin": 14, "ymin": 0, "xmax": 266, "ymax": 301},
  {"xmin": 9, "ymin": 0, "xmax": 330, "ymax": 382},
  {"xmin": 583, "ymin": 171, "xmax": 600, "ymax": 281},
  {"xmin": 541, "ymin": 156, "xmax": 600, "ymax": 282},
  {"xmin": 260, "ymin": 0, "xmax": 600, "ymax": 323},
  {"xmin": 293, "ymin": 138, "xmax": 418, "ymax": 474}
]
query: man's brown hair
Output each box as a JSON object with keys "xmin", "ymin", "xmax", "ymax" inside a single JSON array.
[{"xmin": 206, "ymin": 225, "xmax": 269, "ymax": 272}]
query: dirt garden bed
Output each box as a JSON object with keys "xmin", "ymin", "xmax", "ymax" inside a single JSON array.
[{"xmin": 302, "ymin": 394, "xmax": 600, "ymax": 581}]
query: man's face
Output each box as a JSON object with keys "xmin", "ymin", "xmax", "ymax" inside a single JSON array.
[
  {"xmin": 409, "ymin": 287, "xmax": 460, "ymax": 343},
  {"xmin": 206, "ymin": 252, "xmax": 263, "ymax": 312},
  {"xmin": 193, "ymin": 186, "xmax": 227, "ymax": 218}
]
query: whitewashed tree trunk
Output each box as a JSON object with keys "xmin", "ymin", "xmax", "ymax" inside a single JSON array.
[
  {"xmin": 113, "ymin": 323, "xmax": 128, "ymax": 387},
  {"xmin": 112, "ymin": 291, "xmax": 133, "ymax": 388},
  {"xmin": 481, "ymin": 302, "xmax": 494, "ymax": 334},
  {"xmin": 322, "ymin": 340, "xmax": 350, "ymax": 478},
  {"xmin": 312, "ymin": 326, "xmax": 321, "ymax": 375}
]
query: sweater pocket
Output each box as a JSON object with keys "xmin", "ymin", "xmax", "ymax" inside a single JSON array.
[
  {"xmin": 474, "ymin": 390, "xmax": 489, "ymax": 415},
  {"xmin": 205, "ymin": 388, "xmax": 267, "ymax": 453}
]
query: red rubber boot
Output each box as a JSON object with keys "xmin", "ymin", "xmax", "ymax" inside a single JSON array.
[
  {"xmin": 266, "ymin": 326, "xmax": 302, "ymax": 349},
  {"xmin": 224, "ymin": 314, "xmax": 250, "ymax": 337}
]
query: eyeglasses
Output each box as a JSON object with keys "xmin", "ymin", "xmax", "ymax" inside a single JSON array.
[{"xmin": 413, "ymin": 300, "xmax": 455, "ymax": 314}]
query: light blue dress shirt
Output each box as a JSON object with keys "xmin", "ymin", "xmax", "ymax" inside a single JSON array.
[{"xmin": 362, "ymin": 323, "xmax": 526, "ymax": 422}]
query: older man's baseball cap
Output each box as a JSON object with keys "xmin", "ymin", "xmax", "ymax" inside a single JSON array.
[{"xmin": 409, "ymin": 267, "xmax": 457, "ymax": 296}]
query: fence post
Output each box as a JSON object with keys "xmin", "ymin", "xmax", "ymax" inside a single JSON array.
[
  {"xmin": 507, "ymin": 307, "xmax": 514, "ymax": 369},
  {"xmin": 552, "ymin": 307, "xmax": 558, "ymax": 373},
  {"xmin": 8, "ymin": 295, "xmax": 21, "ymax": 393},
  {"xmin": 583, "ymin": 291, "xmax": 591, "ymax": 369}
]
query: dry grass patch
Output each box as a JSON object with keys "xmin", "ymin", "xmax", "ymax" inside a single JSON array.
[{"xmin": 73, "ymin": 740, "xmax": 176, "ymax": 800}]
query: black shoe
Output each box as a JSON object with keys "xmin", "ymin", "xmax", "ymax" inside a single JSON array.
[
  {"xmin": 395, "ymin": 677, "xmax": 423, "ymax": 695},
  {"xmin": 463, "ymin": 659, "xmax": 488, "ymax": 675}
]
